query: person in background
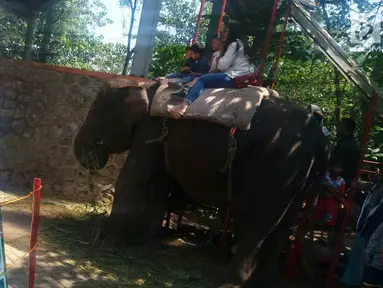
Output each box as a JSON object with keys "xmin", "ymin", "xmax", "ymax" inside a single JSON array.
[
  {"xmin": 314, "ymin": 157, "xmax": 346, "ymax": 248},
  {"xmin": 341, "ymin": 175, "xmax": 383, "ymax": 286},
  {"xmin": 167, "ymin": 44, "xmax": 210, "ymax": 89},
  {"xmin": 167, "ymin": 20, "xmax": 255, "ymax": 118},
  {"xmin": 362, "ymin": 220, "xmax": 383, "ymax": 288},
  {"xmin": 332, "ymin": 118, "xmax": 360, "ymax": 188},
  {"xmin": 166, "ymin": 46, "xmax": 195, "ymax": 81},
  {"xmin": 209, "ymin": 35, "xmax": 222, "ymax": 73}
]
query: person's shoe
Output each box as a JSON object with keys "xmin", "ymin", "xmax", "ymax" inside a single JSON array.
[
  {"xmin": 167, "ymin": 102, "xmax": 189, "ymax": 119},
  {"xmin": 168, "ymin": 81, "xmax": 184, "ymax": 89},
  {"xmin": 171, "ymin": 86, "xmax": 191, "ymax": 98}
]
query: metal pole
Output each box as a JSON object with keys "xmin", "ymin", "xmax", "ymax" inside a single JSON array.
[
  {"xmin": 28, "ymin": 178, "xmax": 42, "ymax": 288},
  {"xmin": 271, "ymin": 1, "xmax": 291, "ymax": 89},
  {"xmin": 325, "ymin": 92, "xmax": 379, "ymax": 288},
  {"xmin": 193, "ymin": 0, "xmax": 207, "ymax": 44},
  {"xmin": 217, "ymin": 0, "xmax": 227, "ymax": 36},
  {"xmin": 258, "ymin": 0, "xmax": 280, "ymax": 86}
]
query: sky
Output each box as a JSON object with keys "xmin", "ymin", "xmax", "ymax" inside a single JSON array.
[{"xmin": 94, "ymin": 0, "xmax": 142, "ymax": 44}]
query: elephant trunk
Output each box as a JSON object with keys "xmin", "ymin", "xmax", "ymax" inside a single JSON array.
[{"xmin": 73, "ymin": 123, "xmax": 109, "ymax": 170}]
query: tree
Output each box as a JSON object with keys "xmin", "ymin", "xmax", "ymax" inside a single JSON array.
[
  {"xmin": 157, "ymin": 0, "xmax": 212, "ymax": 45},
  {"xmin": 119, "ymin": 0, "xmax": 141, "ymax": 75}
]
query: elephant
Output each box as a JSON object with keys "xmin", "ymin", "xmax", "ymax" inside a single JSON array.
[{"xmin": 74, "ymin": 80, "xmax": 328, "ymax": 287}]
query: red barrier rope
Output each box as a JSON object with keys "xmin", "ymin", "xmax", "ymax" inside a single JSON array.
[
  {"xmin": 193, "ymin": 0, "xmax": 207, "ymax": 44},
  {"xmin": 28, "ymin": 178, "xmax": 42, "ymax": 288}
]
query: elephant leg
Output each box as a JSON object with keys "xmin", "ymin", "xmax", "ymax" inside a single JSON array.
[
  {"xmin": 106, "ymin": 153, "xmax": 145, "ymax": 241},
  {"xmin": 216, "ymin": 152, "xmax": 305, "ymax": 288},
  {"xmin": 106, "ymin": 144, "xmax": 169, "ymax": 242},
  {"xmin": 137, "ymin": 169, "xmax": 172, "ymax": 240},
  {"xmin": 244, "ymin": 198, "xmax": 302, "ymax": 288}
]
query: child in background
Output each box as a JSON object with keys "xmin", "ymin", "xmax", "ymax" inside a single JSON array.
[
  {"xmin": 314, "ymin": 157, "xmax": 346, "ymax": 247},
  {"xmin": 362, "ymin": 220, "xmax": 383, "ymax": 288},
  {"xmin": 166, "ymin": 46, "xmax": 195, "ymax": 82},
  {"xmin": 209, "ymin": 35, "xmax": 222, "ymax": 73},
  {"xmin": 168, "ymin": 44, "xmax": 210, "ymax": 89}
]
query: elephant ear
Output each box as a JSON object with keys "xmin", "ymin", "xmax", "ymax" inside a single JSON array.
[
  {"xmin": 118, "ymin": 81, "xmax": 160, "ymax": 124},
  {"xmin": 118, "ymin": 86, "xmax": 150, "ymax": 124}
]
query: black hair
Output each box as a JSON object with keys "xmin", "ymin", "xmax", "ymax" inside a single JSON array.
[
  {"xmin": 185, "ymin": 46, "xmax": 191, "ymax": 51},
  {"xmin": 190, "ymin": 43, "xmax": 205, "ymax": 56},
  {"xmin": 329, "ymin": 156, "xmax": 343, "ymax": 167},
  {"xmin": 222, "ymin": 21, "xmax": 253, "ymax": 64},
  {"xmin": 212, "ymin": 34, "xmax": 221, "ymax": 41},
  {"xmin": 341, "ymin": 118, "xmax": 357, "ymax": 134}
]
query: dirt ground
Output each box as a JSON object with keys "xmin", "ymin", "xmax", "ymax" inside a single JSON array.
[{"xmin": 0, "ymin": 185, "xmax": 347, "ymax": 288}]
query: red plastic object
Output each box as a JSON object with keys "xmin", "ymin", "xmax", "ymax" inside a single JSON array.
[
  {"xmin": 258, "ymin": 0, "xmax": 280, "ymax": 86},
  {"xmin": 192, "ymin": 0, "xmax": 207, "ymax": 44},
  {"xmin": 235, "ymin": 73, "xmax": 258, "ymax": 88},
  {"xmin": 28, "ymin": 178, "xmax": 42, "ymax": 288},
  {"xmin": 325, "ymin": 92, "xmax": 379, "ymax": 288},
  {"xmin": 284, "ymin": 189, "xmax": 315, "ymax": 279}
]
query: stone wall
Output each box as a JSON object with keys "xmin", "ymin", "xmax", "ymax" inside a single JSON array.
[{"xmin": 0, "ymin": 60, "xmax": 149, "ymax": 202}]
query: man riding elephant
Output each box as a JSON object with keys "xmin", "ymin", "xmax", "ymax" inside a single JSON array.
[{"xmin": 73, "ymin": 78, "xmax": 328, "ymax": 287}]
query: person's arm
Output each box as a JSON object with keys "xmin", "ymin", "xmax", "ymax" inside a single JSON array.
[{"xmin": 217, "ymin": 42, "xmax": 238, "ymax": 72}]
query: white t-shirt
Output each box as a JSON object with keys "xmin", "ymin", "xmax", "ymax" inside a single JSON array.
[
  {"xmin": 217, "ymin": 40, "xmax": 255, "ymax": 78},
  {"xmin": 209, "ymin": 50, "xmax": 221, "ymax": 72}
]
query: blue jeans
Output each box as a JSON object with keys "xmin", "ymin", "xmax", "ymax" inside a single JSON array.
[
  {"xmin": 186, "ymin": 73, "xmax": 235, "ymax": 103},
  {"xmin": 167, "ymin": 73, "xmax": 197, "ymax": 84}
]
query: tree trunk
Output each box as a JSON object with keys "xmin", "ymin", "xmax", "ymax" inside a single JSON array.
[
  {"xmin": 23, "ymin": 16, "xmax": 36, "ymax": 61},
  {"xmin": 122, "ymin": 0, "xmax": 138, "ymax": 75},
  {"xmin": 38, "ymin": 5, "xmax": 54, "ymax": 63}
]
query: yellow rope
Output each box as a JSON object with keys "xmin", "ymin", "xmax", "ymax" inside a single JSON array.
[
  {"xmin": 5, "ymin": 244, "xmax": 39, "ymax": 269},
  {"xmin": 0, "ymin": 185, "xmax": 42, "ymax": 206}
]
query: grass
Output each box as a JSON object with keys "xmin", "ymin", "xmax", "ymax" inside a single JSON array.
[{"xmin": 37, "ymin": 207, "xmax": 224, "ymax": 288}]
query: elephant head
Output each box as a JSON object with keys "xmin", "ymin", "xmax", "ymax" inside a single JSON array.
[{"xmin": 74, "ymin": 81, "xmax": 160, "ymax": 170}]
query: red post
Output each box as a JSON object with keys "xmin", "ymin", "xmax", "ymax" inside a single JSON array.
[
  {"xmin": 217, "ymin": 0, "xmax": 227, "ymax": 36},
  {"xmin": 284, "ymin": 190, "xmax": 314, "ymax": 279},
  {"xmin": 258, "ymin": 0, "xmax": 280, "ymax": 86},
  {"xmin": 270, "ymin": 1, "xmax": 291, "ymax": 89},
  {"xmin": 192, "ymin": 0, "xmax": 207, "ymax": 44},
  {"xmin": 325, "ymin": 92, "xmax": 379, "ymax": 288},
  {"xmin": 28, "ymin": 178, "xmax": 41, "ymax": 288}
]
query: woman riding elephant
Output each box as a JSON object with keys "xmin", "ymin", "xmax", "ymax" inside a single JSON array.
[
  {"xmin": 168, "ymin": 20, "xmax": 256, "ymax": 118},
  {"xmin": 74, "ymin": 79, "xmax": 328, "ymax": 287}
]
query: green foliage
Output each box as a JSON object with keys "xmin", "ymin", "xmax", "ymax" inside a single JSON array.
[
  {"xmin": 149, "ymin": 44, "xmax": 186, "ymax": 78},
  {"xmin": 157, "ymin": 0, "xmax": 212, "ymax": 45},
  {"xmin": 0, "ymin": 0, "xmax": 125, "ymax": 72}
]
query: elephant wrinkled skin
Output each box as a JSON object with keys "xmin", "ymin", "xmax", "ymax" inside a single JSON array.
[{"xmin": 73, "ymin": 81, "xmax": 328, "ymax": 288}]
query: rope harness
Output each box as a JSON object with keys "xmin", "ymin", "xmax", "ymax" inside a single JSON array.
[
  {"xmin": 145, "ymin": 117, "xmax": 169, "ymax": 144},
  {"xmin": 221, "ymin": 127, "xmax": 237, "ymax": 200}
]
